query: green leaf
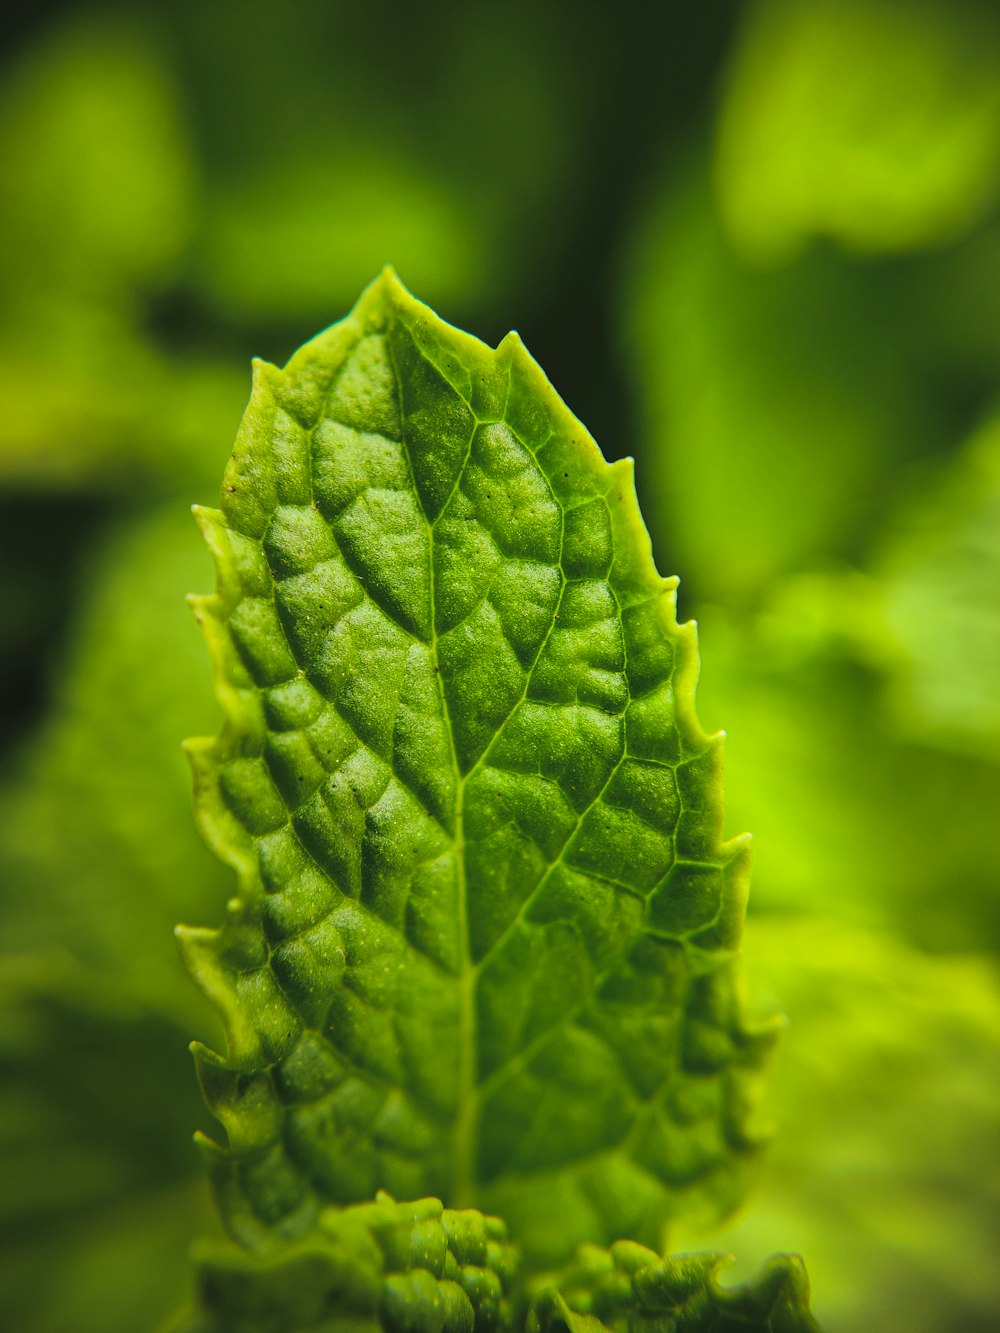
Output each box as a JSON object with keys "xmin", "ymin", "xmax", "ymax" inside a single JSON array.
[
  {"xmin": 171, "ymin": 1193, "xmax": 518, "ymax": 1333},
  {"xmin": 181, "ymin": 271, "xmax": 773, "ymax": 1269},
  {"xmin": 528, "ymin": 1239, "xmax": 818, "ymax": 1333}
]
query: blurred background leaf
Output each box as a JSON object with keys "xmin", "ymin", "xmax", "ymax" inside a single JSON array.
[
  {"xmin": 620, "ymin": 151, "xmax": 945, "ymax": 603},
  {"xmin": 868, "ymin": 408, "xmax": 1000, "ymax": 760},
  {"xmin": 0, "ymin": 15, "xmax": 194, "ymax": 294},
  {"xmin": 673, "ymin": 916, "xmax": 1000, "ymax": 1333},
  {"xmin": 715, "ymin": 0, "xmax": 1000, "ymax": 260},
  {"xmin": 0, "ymin": 505, "xmax": 230, "ymax": 1004},
  {"xmin": 0, "ymin": 956, "xmax": 215, "ymax": 1333},
  {"xmin": 0, "ymin": 506, "xmax": 228, "ymax": 1330},
  {"xmin": 1, "ymin": 2, "xmax": 998, "ymax": 1330}
]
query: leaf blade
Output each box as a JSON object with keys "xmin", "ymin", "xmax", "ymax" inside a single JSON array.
[{"xmin": 182, "ymin": 271, "xmax": 772, "ymax": 1265}]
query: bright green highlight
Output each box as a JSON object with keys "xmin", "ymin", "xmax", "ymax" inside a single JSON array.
[
  {"xmin": 181, "ymin": 271, "xmax": 772, "ymax": 1271},
  {"xmin": 717, "ymin": 0, "xmax": 1000, "ymax": 259}
]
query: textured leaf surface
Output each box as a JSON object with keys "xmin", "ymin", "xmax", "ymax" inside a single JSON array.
[
  {"xmin": 182, "ymin": 271, "xmax": 770, "ymax": 1268},
  {"xmin": 529, "ymin": 1238, "xmax": 818, "ymax": 1333},
  {"xmin": 171, "ymin": 1193, "xmax": 517, "ymax": 1333},
  {"xmin": 174, "ymin": 1197, "xmax": 819, "ymax": 1333}
]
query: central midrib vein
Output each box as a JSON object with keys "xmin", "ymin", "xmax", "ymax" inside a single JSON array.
[
  {"xmin": 429, "ymin": 512, "xmax": 476, "ymax": 1209},
  {"xmin": 385, "ymin": 326, "xmax": 477, "ymax": 1208},
  {"xmin": 429, "ymin": 481, "xmax": 477, "ymax": 1210}
]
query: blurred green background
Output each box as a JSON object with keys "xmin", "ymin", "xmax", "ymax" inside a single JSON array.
[{"xmin": 1, "ymin": 2, "xmax": 998, "ymax": 1329}]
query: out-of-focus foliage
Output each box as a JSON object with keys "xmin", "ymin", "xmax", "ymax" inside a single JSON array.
[
  {"xmin": 623, "ymin": 156, "xmax": 940, "ymax": 602},
  {"xmin": 869, "ymin": 409, "xmax": 1000, "ymax": 759},
  {"xmin": 1, "ymin": 0, "xmax": 999, "ymax": 1329},
  {"xmin": 0, "ymin": 13, "xmax": 241, "ymax": 492},
  {"xmin": 0, "ymin": 958, "xmax": 214, "ymax": 1333},
  {"xmin": 0, "ymin": 508, "xmax": 228, "ymax": 1331},
  {"xmin": 716, "ymin": 0, "xmax": 1000, "ymax": 260},
  {"xmin": 620, "ymin": 105, "xmax": 1000, "ymax": 956},
  {"xmin": 673, "ymin": 917, "xmax": 1000, "ymax": 1333},
  {"xmin": 187, "ymin": 2, "xmax": 585, "ymax": 323},
  {"xmin": 0, "ymin": 17, "xmax": 193, "ymax": 292},
  {"xmin": 0, "ymin": 507, "xmax": 229, "ymax": 999}
]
